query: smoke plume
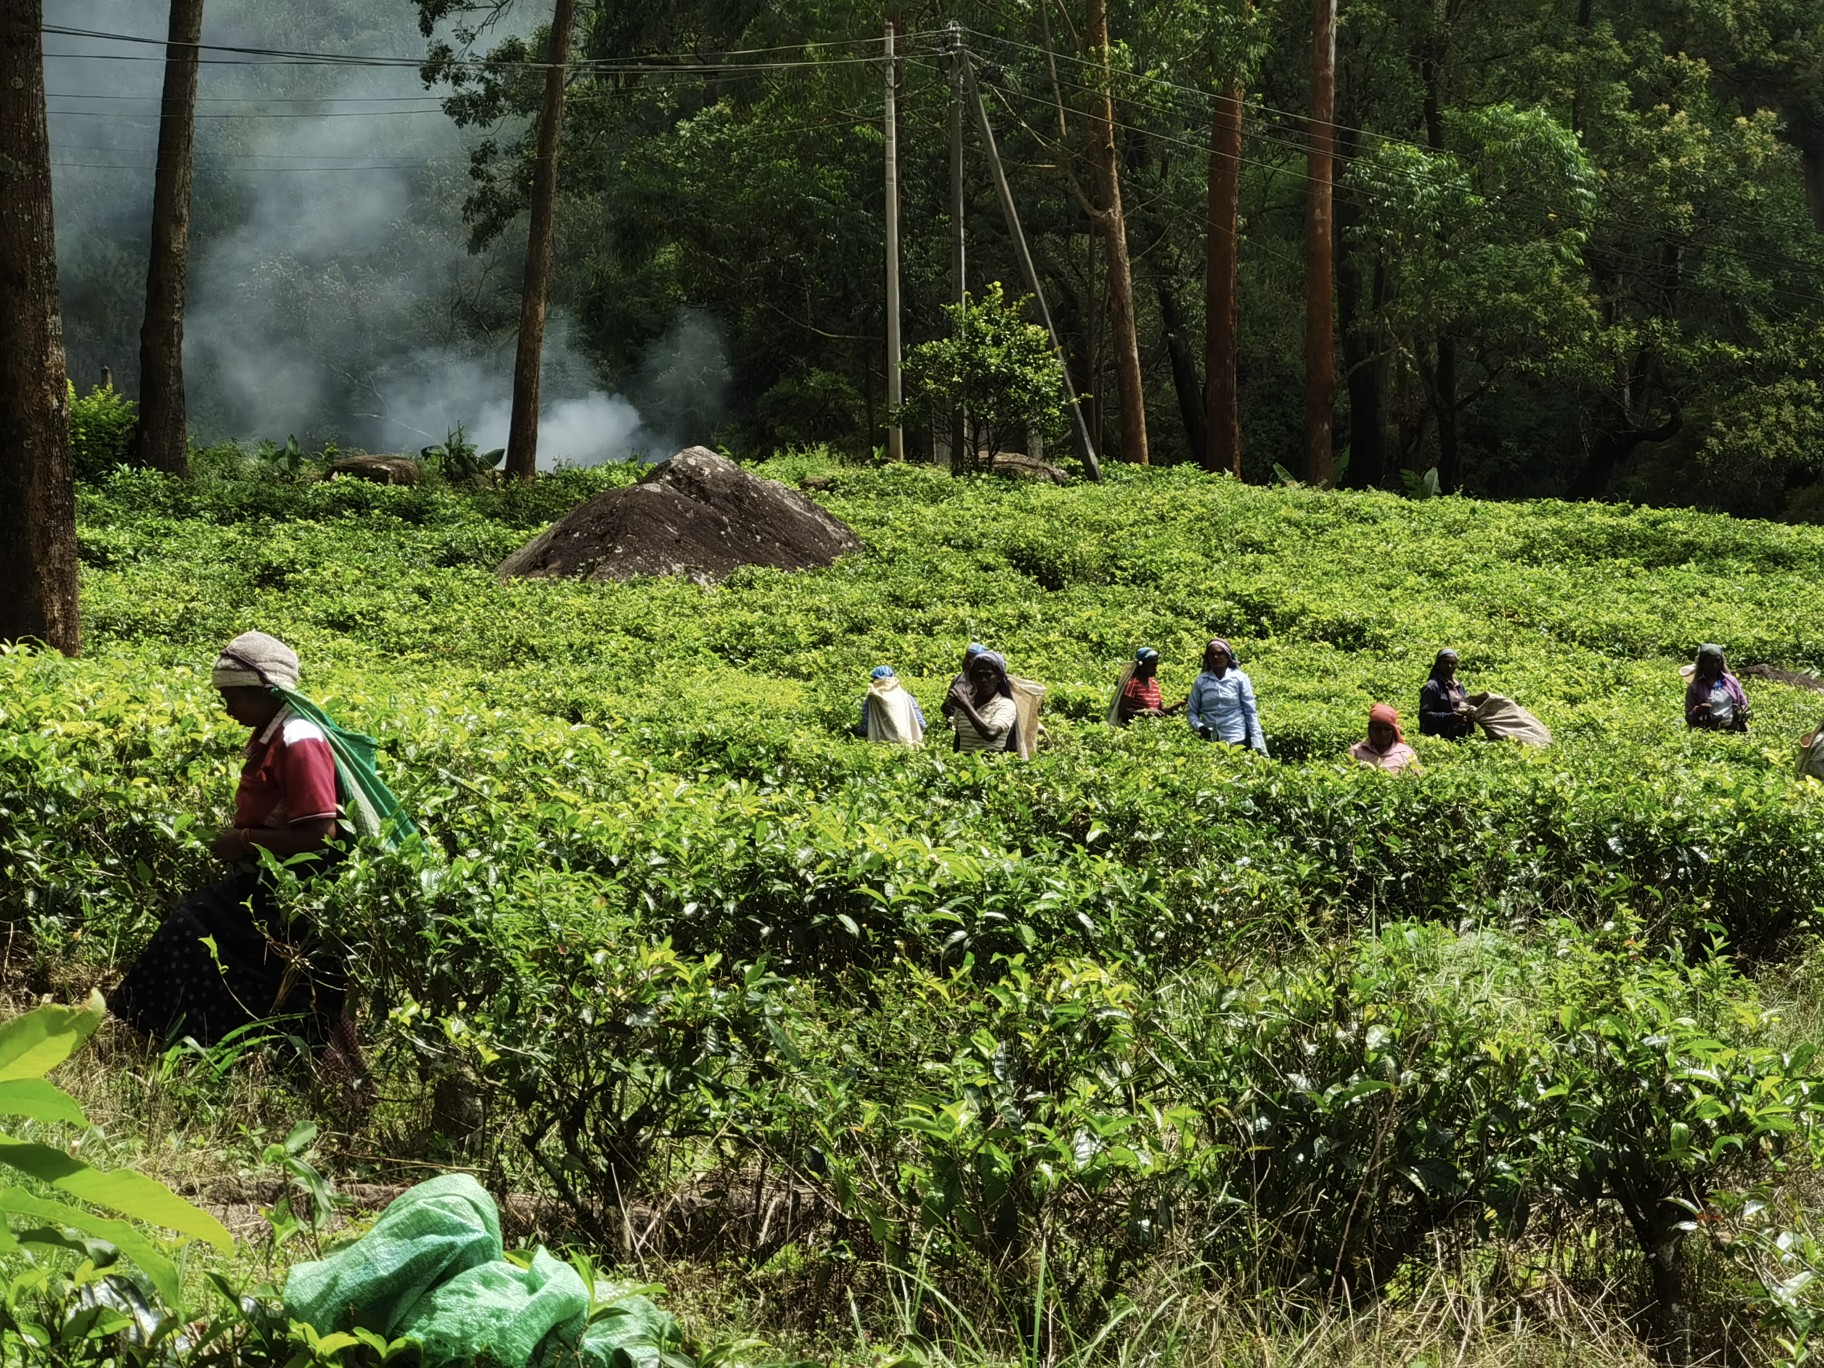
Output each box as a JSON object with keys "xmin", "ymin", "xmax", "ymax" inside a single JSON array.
[{"xmin": 44, "ymin": 0, "xmax": 724, "ymax": 467}]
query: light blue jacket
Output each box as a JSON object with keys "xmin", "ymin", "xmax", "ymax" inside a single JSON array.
[{"xmin": 1187, "ymin": 669, "xmax": 1267, "ymax": 753}]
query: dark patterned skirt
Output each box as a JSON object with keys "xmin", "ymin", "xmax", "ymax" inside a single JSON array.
[{"xmin": 108, "ymin": 870, "xmax": 346, "ymax": 1048}]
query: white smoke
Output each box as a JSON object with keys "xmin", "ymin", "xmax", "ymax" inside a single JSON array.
[
  {"xmin": 43, "ymin": 0, "xmax": 727, "ymax": 465},
  {"xmin": 368, "ymin": 310, "xmax": 730, "ymax": 469}
]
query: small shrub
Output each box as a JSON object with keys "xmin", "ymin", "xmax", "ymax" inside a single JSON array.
[{"xmin": 68, "ymin": 382, "xmax": 138, "ymax": 482}]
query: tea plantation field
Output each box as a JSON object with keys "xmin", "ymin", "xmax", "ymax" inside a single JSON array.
[{"xmin": 6, "ymin": 450, "xmax": 1824, "ymax": 1365}]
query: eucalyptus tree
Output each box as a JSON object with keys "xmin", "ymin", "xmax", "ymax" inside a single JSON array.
[
  {"xmin": 0, "ymin": 0, "xmax": 79, "ymax": 654},
  {"xmin": 134, "ymin": 0, "xmax": 205, "ymax": 479},
  {"xmin": 419, "ymin": 0, "xmax": 579, "ymax": 481}
]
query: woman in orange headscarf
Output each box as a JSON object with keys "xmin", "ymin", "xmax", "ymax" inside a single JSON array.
[{"xmin": 1349, "ymin": 703, "xmax": 1419, "ymax": 773}]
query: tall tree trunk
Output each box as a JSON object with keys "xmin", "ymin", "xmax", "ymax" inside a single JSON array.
[
  {"xmin": 1157, "ymin": 281, "xmax": 1207, "ymax": 465},
  {"xmin": 1418, "ymin": 27, "xmax": 1461, "ymax": 492},
  {"xmin": 1206, "ymin": 73, "xmax": 1243, "ymax": 475},
  {"xmin": 504, "ymin": 0, "xmax": 578, "ymax": 482},
  {"xmin": 1432, "ymin": 341, "xmax": 1460, "ymax": 491},
  {"xmin": 1571, "ymin": 0, "xmax": 1594, "ymax": 133},
  {"xmin": 1336, "ymin": 232, "xmax": 1389, "ymax": 489},
  {"xmin": 1334, "ymin": 114, "xmax": 1387, "ymax": 490},
  {"xmin": 1304, "ymin": 0, "xmax": 1337, "ymax": 486},
  {"xmin": 134, "ymin": 0, "xmax": 205, "ymax": 479},
  {"xmin": 0, "ymin": 0, "xmax": 80, "ymax": 655},
  {"xmin": 1086, "ymin": 0, "xmax": 1150, "ymax": 464}
]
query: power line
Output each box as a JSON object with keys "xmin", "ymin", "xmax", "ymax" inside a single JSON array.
[
  {"xmin": 38, "ymin": 20, "xmax": 1824, "ymax": 312},
  {"xmin": 41, "ymin": 23, "xmax": 950, "ymax": 73},
  {"xmin": 51, "ymin": 160, "xmax": 441, "ymax": 172},
  {"xmin": 919, "ymin": 42, "xmax": 1824, "ymax": 311},
  {"xmin": 47, "ymin": 105, "xmax": 454, "ymax": 119},
  {"xmin": 43, "ymin": 46, "xmax": 908, "ymax": 74},
  {"xmin": 51, "ymin": 142, "xmax": 464, "ymax": 164},
  {"xmin": 939, "ymin": 59, "xmax": 1824, "ymax": 315},
  {"xmin": 46, "ymin": 91, "xmax": 462, "ymax": 103}
]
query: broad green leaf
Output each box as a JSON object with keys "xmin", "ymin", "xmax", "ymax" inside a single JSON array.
[
  {"xmin": 0, "ymin": 1078, "xmax": 88, "ymax": 1126},
  {"xmin": 0, "ymin": 1135, "xmax": 231, "ymax": 1250},
  {"xmin": 0, "ymin": 1188, "xmax": 182, "ymax": 1306},
  {"xmin": 0, "ymin": 993, "xmax": 105, "ymax": 1082}
]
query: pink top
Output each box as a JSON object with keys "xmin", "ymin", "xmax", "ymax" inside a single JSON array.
[{"xmin": 1349, "ymin": 739, "xmax": 1419, "ymax": 773}]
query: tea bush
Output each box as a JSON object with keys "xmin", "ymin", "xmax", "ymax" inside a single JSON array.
[
  {"xmin": 9, "ymin": 454, "xmax": 1824, "ymax": 1355},
  {"xmin": 67, "ymin": 383, "xmax": 137, "ymax": 482}
]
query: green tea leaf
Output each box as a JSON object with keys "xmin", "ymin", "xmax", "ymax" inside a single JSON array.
[
  {"xmin": 0, "ymin": 993, "xmax": 105, "ymax": 1082},
  {"xmin": 0, "ymin": 1188, "xmax": 183, "ymax": 1306},
  {"xmin": 0, "ymin": 1135, "xmax": 231, "ymax": 1250}
]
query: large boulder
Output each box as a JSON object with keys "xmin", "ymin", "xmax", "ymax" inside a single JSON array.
[{"xmin": 496, "ymin": 446, "xmax": 862, "ymax": 585}]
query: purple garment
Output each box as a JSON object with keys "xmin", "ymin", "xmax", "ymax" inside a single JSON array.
[{"xmin": 1685, "ymin": 671, "xmax": 1748, "ymax": 726}]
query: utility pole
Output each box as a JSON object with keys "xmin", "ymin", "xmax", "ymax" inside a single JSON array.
[
  {"xmin": 945, "ymin": 22, "xmax": 967, "ymax": 471},
  {"xmin": 1303, "ymin": 0, "xmax": 1337, "ymax": 487},
  {"xmin": 883, "ymin": 18, "xmax": 904, "ymax": 461},
  {"xmin": 963, "ymin": 54, "xmax": 1102, "ymax": 482},
  {"xmin": 504, "ymin": 0, "xmax": 577, "ymax": 482}
]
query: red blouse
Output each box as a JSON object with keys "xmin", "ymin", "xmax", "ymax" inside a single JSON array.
[
  {"xmin": 234, "ymin": 712, "xmax": 338, "ymax": 829},
  {"xmin": 1121, "ymin": 675, "xmax": 1163, "ymax": 712}
]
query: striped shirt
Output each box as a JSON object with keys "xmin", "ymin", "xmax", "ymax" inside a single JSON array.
[{"xmin": 952, "ymin": 694, "xmax": 1018, "ymax": 753}]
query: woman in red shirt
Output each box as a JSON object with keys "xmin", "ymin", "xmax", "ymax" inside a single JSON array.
[
  {"xmin": 1113, "ymin": 647, "xmax": 1184, "ymax": 726},
  {"xmin": 110, "ymin": 632, "xmax": 349, "ymax": 1050}
]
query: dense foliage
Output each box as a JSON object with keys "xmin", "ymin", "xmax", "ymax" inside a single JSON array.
[
  {"xmin": 67, "ymin": 383, "xmax": 138, "ymax": 486},
  {"xmin": 7, "ymin": 455, "xmax": 1824, "ymax": 1360},
  {"xmin": 408, "ymin": 0, "xmax": 1824, "ymax": 508}
]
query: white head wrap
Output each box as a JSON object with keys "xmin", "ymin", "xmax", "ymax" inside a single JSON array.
[{"xmin": 211, "ymin": 630, "xmax": 300, "ymax": 692}]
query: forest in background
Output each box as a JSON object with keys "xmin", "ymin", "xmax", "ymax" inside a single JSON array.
[{"xmin": 39, "ymin": 0, "xmax": 1824, "ymax": 513}]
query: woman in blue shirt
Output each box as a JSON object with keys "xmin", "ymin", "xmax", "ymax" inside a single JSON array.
[{"xmin": 1186, "ymin": 638, "xmax": 1267, "ymax": 754}]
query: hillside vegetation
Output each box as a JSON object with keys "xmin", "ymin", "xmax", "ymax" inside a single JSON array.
[{"xmin": 6, "ymin": 451, "xmax": 1824, "ymax": 1365}]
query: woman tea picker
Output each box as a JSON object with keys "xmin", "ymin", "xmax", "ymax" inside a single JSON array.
[
  {"xmin": 1349, "ymin": 703, "xmax": 1419, "ymax": 774},
  {"xmin": 1686, "ymin": 643, "xmax": 1752, "ymax": 733},
  {"xmin": 1419, "ymin": 648, "xmax": 1475, "ymax": 740},
  {"xmin": 1186, "ymin": 639, "xmax": 1267, "ymax": 754},
  {"xmin": 110, "ymin": 631, "xmax": 410, "ymax": 1058},
  {"xmin": 948, "ymin": 650, "xmax": 1019, "ymax": 753},
  {"xmin": 1109, "ymin": 647, "xmax": 1184, "ymax": 726},
  {"xmin": 855, "ymin": 665, "xmax": 926, "ymax": 747}
]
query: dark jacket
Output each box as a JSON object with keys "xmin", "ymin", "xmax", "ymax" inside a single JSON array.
[{"xmin": 1419, "ymin": 677, "xmax": 1473, "ymax": 740}]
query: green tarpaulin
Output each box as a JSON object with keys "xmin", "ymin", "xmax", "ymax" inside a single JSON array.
[
  {"xmin": 274, "ymin": 688, "xmax": 419, "ymax": 849},
  {"xmin": 283, "ymin": 1174, "xmax": 677, "ymax": 1367}
]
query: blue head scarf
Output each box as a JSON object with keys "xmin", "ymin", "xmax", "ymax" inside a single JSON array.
[{"xmin": 871, "ymin": 666, "xmax": 896, "ymax": 680}]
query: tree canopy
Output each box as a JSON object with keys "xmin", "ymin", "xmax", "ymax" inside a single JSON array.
[{"xmin": 40, "ymin": 0, "xmax": 1824, "ymax": 513}]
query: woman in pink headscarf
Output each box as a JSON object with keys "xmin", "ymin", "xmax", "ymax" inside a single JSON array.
[{"xmin": 1349, "ymin": 703, "xmax": 1419, "ymax": 773}]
